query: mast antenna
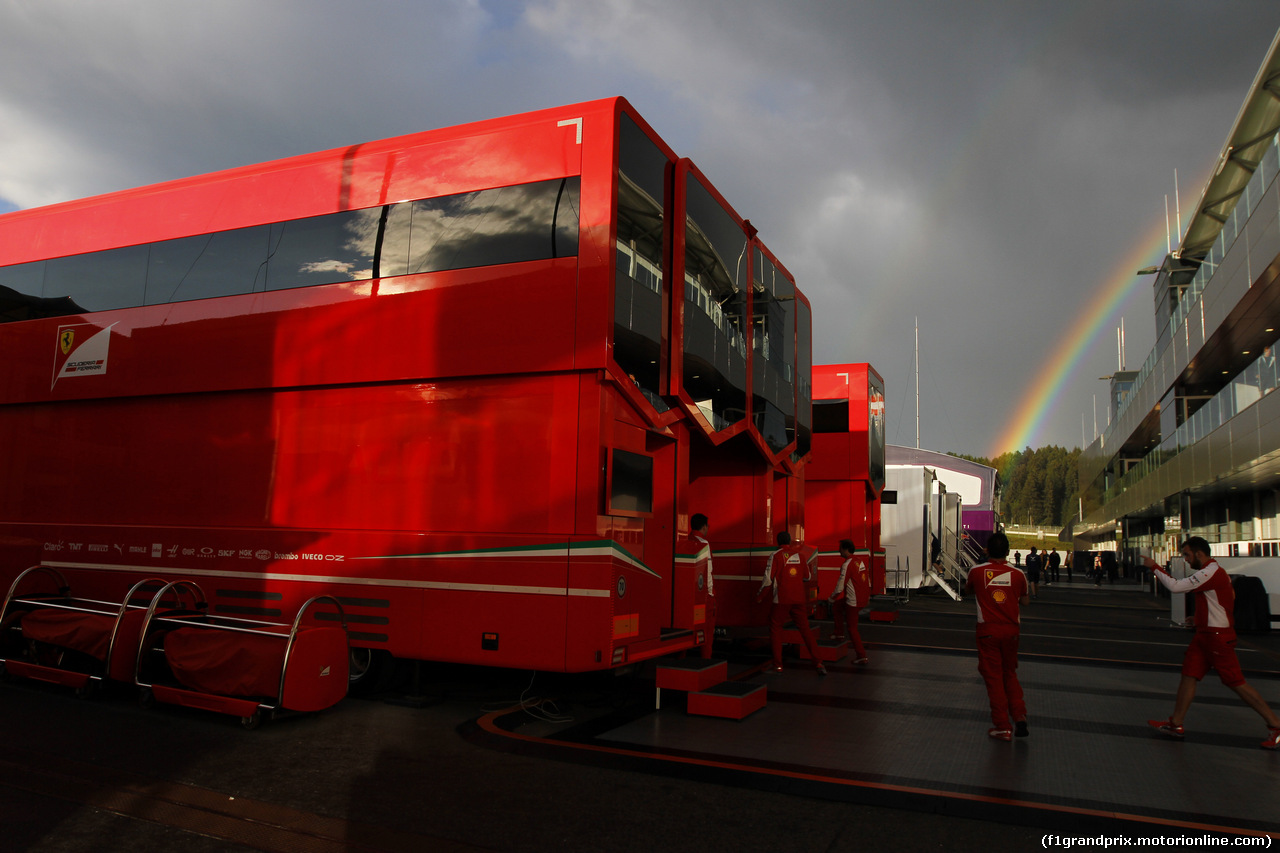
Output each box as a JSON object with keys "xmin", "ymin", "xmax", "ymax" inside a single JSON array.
[
  {"xmin": 1165, "ymin": 195, "xmax": 1171, "ymax": 255},
  {"xmin": 914, "ymin": 317, "xmax": 920, "ymax": 449},
  {"xmin": 1174, "ymin": 169, "xmax": 1182, "ymax": 251}
]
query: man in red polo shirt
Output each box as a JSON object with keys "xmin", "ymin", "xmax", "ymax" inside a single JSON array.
[
  {"xmin": 1143, "ymin": 538, "xmax": 1280, "ymax": 748},
  {"xmin": 758, "ymin": 531, "xmax": 826, "ymax": 675},
  {"xmin": 829, "ymin": 538, "xmax": 870, "ymax": 664},
  {"xmin": 965, "ymin": 531, "xmax": 1029, "ymax": 741}
]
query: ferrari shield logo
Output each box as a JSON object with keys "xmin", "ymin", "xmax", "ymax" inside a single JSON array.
[{"xmin": 52, "ymin": 323, "xmax": 117, "ymax": 388}]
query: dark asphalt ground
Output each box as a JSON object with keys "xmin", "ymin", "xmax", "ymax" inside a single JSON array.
[{"xmin": 2, "ymin": 575, "xmax": 1275, "ymax": 852}]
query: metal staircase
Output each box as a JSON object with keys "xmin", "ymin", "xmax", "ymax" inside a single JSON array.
[
  {"xmin": 927, "ymin": 537, "xmax": 986, "ymax": 602},
  {"xmin": 926, "ymin": 552, "xmax": 966, "ymax": 601}
]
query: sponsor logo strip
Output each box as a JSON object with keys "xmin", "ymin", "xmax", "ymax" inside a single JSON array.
[
  {"xmin": 354, "ymin": 540, "xmax": 661, "ymax": 579},
  {"xmin": 41, "ymin": 561, "xmax": 609, "ymax": 598}
]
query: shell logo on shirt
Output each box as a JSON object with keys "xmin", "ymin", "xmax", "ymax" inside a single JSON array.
[{"xmin": 993, "ymin": 590, "xmax": 1007, "ymax": 603}]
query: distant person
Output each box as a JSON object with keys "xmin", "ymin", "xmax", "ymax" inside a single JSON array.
[
  {"xmin": 1093, "ymin": 553, "xmax": 1103, "ymax": 587},
  {"xmin": 1047, "ymin": 549, "xmax": 1060, "ymax": 585},
  {"xmin": 1014, "ymin": 551, "xmax": 1022, "ymax": 568},
  {"xmin": 690, "ymin": 513, "xmax": 715, "ymax": 659},
  {"xmin": 1064, "ymin": 550, "xmax": 1073, "ymax": 582},
  {"xmin": 1142, "ymin": 538, "xmax": 1280, "ymax": 749},
  {"xmin": 759, "ymin": 532, "xmax": 826, "ymax": 675},
  {"xmin": 1261, "ymin": 345, "xmax": 1276, "ymax": 392},
  {"xmin": 1025, "ymin": 548, "xmax": 1042, "ymax": 598},
  {"xmin": 965, "ymin": 531, "xmax": 1030, "ymax": 741},
  {"xmin": 829, "ymin": 539, "xmax": 870, "ymax": 664}
]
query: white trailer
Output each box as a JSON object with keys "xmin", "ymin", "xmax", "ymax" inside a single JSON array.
[
  {"xmin": 883, "ymin": 465, "xmax": 935, "ymax": 592},
  {"xmin": 936, "ymin": 490, "xmax": 963, "ymax": 570}
]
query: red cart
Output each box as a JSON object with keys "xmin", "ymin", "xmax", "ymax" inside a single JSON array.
[
  {"xmin": 0, "ymin": 566, "xmax": 180, "ymax": 697},
  {"xmin": 135, "ymin": 581, "xmax": 349, "ymax": 728}
]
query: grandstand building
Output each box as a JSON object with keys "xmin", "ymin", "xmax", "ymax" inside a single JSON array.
[{"xmin": 1077, "ymin": 31, "xmax": 1280, "ymax": 574}]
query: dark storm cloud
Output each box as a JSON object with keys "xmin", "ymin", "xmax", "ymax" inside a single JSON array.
[
  {"xmin": 708, "ymin": 0, "xmax": 1280, "ymax": 453},
  {"xmin": 0, "ymin": 0, "xmax": 1276, "ymax": 454}
]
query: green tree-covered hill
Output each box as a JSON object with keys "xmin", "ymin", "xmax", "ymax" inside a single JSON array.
[{"xmin": 952, "ymin": 446, "xmax": 1080, "ymax": 528}]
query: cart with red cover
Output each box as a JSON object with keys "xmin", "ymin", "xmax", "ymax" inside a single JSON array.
[
  {"xmin": 134, "ymin": 581, "xmax": 350, "ymax": 728},
  {"xmin": 0, "ymin": 566, "xmax": 178, "ymax": 697}
]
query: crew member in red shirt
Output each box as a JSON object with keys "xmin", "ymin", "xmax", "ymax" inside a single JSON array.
[
  {"xmin": 758, "ymin": 531, "xmax": 826, "ymax": 675},
  {"xmin": 1143, "ymin": 537, "xmax": 1280, "ymax": 748},
  {"xmin": 690, "ymin": 513, "xmax": 715, "ymax": 659},
  {"xmin": 965, "ymin": 531, "xmax": 1029, "ymax": 741},
  {"xmin": 829, "ymin": 538, "xmax": 870, "ymax": 663}
]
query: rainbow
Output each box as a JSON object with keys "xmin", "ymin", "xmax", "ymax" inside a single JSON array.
[{"xmin": 990, "ymin": 221, "xmax": 1170, "ymax": 457}]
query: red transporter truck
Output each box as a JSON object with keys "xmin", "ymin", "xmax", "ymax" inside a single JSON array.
[
  {"xmin": 807, "ymin": 364, "xmax": 887, "ymax": 600},
  {"xmin": 0, "ymin": 98, "xmax": 812, "ymax": 692}
]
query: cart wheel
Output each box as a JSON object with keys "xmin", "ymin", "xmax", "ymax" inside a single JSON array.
[
  {"xmin": 240, "ymin": 712, "xmax": 262, "ymax": 730},
  {"xmin": 138, "ymin": 687, "xmax": 155, "ymax": 709},
  {"xmin": 349, "ymin": 647, "xmax": 375, "ymax": 682},
  {"xmin": 348, "ymin": 647, "xmax": 390, "ymax": 696}
]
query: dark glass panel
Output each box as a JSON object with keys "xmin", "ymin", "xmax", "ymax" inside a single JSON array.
[
  {"xmin": 1158, "ymin": 387, "xmax": 1177, "ymax": 445},
  {"xmin": 45, "ymin": 245, "xmax": 148, "ymax": 312},
  {"xmin": 377, "ymin": 202, "xmax": 413, "ymax": 278},
  {"xmin": 868, "ymin": 374, "xmax": 885, "ymax": 490},
  {"xmin": 406, "ymin": 177, "xmax": 579, "ymax": 274},
  {"xmin": 610, "ymin": 449, "xmax": 653, "ymax": 514},
  {"xmin": 795, "ymin": 299, "xmax": 813, "ymax": 459},
  {"xmin": 752, "ymin": 247, "xmax": 796, "ymax": 453},
  {"xmin": 615, "ymin": 114, "xmax": 669, "ymax": 411},
  {"xmin": 0, "ymin": 261, "xmax": 44, "ymax": 297},
  {"xmin": 268, "ymin": 208, "xmax": 384, "ymax": 291},
  {"xmin": 0, "ymin": 261, "xmax": 84, "ymax": 321},
  {"xmin": 146, "ymin": 225, "xmax": 269, "ymax": 304},
  {"xmin": 0, "ymin": 177, "xmax": 580, "ymax": 323},
  {"xmin": 618, "ymin": 114, "xmax": 667, "ymax": 205},
  {"xmin": 682, "ymin": 175, "xmax": 748, "ymax": 431},
  {"xmin": 812, "ymin": 399, "xmax": 849, "ymax": 434}
]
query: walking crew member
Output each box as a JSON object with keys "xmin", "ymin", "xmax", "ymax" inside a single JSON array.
[
  {"xmin": 1142, "ymin": 538, "xmax": 1280, "ymax": 748},
  {"xmin": 829, "ymin": 539, "xmax": 870, "ymax": 664},
  {"xmin": 965, "ymin": 531, "xmax": 1029, "ymax": 741},
  {"xmin": 759, "ymin": 532, "xmax": 826, "ymax": 675},
  {"xmin": 691, "ymin": 513, "xmax": 715, "ymax": 659},
  {"xmin": 1024, "ymin": 547, "xmax": 1041, "ymax": 598}
]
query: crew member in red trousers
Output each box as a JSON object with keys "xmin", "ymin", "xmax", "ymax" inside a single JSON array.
[
  {"xmin": 965, "ymin": 531, "xmax": 1029, "ymax": 741},
  {"xmin": 690, "ymin": 512, "xmax": 715, "ymax": 659},
  {"xmin": 759, "ymin": 531, "xmax": 826, "ymax": 675},
  {"xmin": 1142, "ymin": 537, "xmax": 1280, "ymax": 748},
  {"xmin": 829, "ymin": 538, "xmax": 870, "ymax": 664}
]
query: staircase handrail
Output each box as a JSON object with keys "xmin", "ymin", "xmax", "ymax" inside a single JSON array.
[
  {"xmin": 937, "ymin": 551, "xmax": 969, "ymax": 587},
  {"xmin": 959, "ymin": 535, "xmax": 988, "ymax": 567}
]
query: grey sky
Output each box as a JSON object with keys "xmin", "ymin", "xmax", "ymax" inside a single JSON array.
[{"xmin": 1, "ymin": 0, "xmax": 1276, "ymax": 455}]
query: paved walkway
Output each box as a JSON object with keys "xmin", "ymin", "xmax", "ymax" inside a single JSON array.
[
  {"xmin": 477, "ymin": 580, "xmax": 1280, "ymax": 840},
  {"xmin": 3, "ymin": 578, "xmax": 1277, "ymax": 850}
]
